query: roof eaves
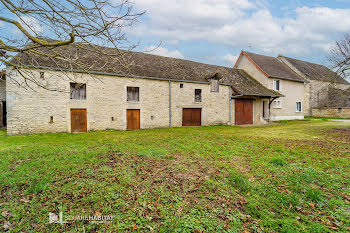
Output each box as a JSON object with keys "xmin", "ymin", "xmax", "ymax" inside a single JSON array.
[
  {"xmin": 268, "ymin": 75, "xmax": 306, "ymax": 83},
  {"xmin": 13, "ymin": 64, "xmax": 236, "ymax": 86}
]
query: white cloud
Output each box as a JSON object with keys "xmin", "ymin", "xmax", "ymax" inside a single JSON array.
[
  {"xmin": 18, "ymin": 16, "xmax": 43, "ymax": 34},
  {"xmin": 145, "ymin": 46, "xmax": 185, "ymax": 59},
  {"xmin": 132, "ymin": 0, "xmax": 350, "ymax": 56},
  {"xmin": 222, "ymin": 54, "xmax": 239, "ymax": 66}
]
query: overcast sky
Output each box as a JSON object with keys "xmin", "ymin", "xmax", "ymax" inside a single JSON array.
[{"xmin": 127, "ymin": 0, "xmax": 350, "ymax": 67}]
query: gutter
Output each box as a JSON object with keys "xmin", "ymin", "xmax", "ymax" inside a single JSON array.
[
  {"xmin": 231, "ymin": 94, "xmax": 244, "ymax": 98},
  {"xmin": 229, "ymin": 85, "xmax": 232, "ymax": 124},
  {"xmin": 268, "ymin": 75, "xmax": 306, "ymax": 83},
  {"xmin": 11, "ymin": 64, "xmax": 233, "ymax": 86},
  {"xmin": 169, "ymin": 80, "xmax": 172, "ymax": 127}
]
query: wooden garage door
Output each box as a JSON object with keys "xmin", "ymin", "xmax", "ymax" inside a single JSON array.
[
  {"xmin": 70, "ymin": 109, "xmax": 87, "ymax": 133},
  {"xmin": 235, "ymin": 99, "xmax": 253, "ymax": 125},
  {"xmin": 127, "ymin": 109, "xmax": 140, "ymax": 130},
  {"xmin": 182, "ymin": 108, "xmax": 202, "ymax": 126}
]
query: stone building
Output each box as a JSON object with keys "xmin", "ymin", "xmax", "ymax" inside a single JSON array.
[
  {"xmin": 0, "ymin": 70, "xmax": 6, "ymax": 128},
  {"xmin": 234, "ymin": 51, "xmax": 306, "ymax": 121},
  {"xmin": 5, "ymin": 44, "xmax": 281, "ymax": 135},
  {"xmin": 278, "ymin": 55, "xmax": 350, "ymax": 115}
]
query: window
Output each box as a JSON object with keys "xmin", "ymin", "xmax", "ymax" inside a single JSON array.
[
  {"xmin": 273, "ymin": 100, "xmax": 282, "ymax": 108},
  {"xmin": 273, "ymin": 80, "xmax": 281, "ymax": 91},
  {"xmin": 70, "ymin": 83, "xmax": 86, "ymax": 99},
  {"xmin": 180, "ymin": 83, "xmax": 184, "ymax": 88},
  {"xmin": 40, "ymin": 72, "xmax": 45, "ymax": 79},
  {"xmin": 210, "ymin": 79, "xmax": 219, "ymax": 92},
  {"xmin": 195, "ymin": 89, "xmax": 202, "ymax": 102},
  {"xmin": 296, "ymin": 102, "xmax": 302, "ymax": 112},
  {"xmin": 127, "ymin": 87, "xmax": 139, "ymax": 102}
]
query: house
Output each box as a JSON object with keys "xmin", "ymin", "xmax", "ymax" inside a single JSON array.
[
  {"xmin": 0, "ymin": 70, "xmax": 6, "ymax": 128},
  {"xmin": 234, "ymin": 51, "xmax": 306, "ymax": 121},
  {"xmin": 5, "ymin": 44, "xmax": 281, "ymax": 135},
  {"xmin": 278, "ymin": 55, "xmax": 350, "ymax": 115}
]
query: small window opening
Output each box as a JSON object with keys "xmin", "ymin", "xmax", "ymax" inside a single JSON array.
[
  {"xmin": 274, "ymin": 100, "xmax": 282, "ymax": 108},
  {"xmin": 273, "ymin": 80, "xmax": 280, "ymax": 91},
  {"xmin": 195, "ymin": 89, "xmax": 202, "ymax": 102},
  {"xmin": 296, "ymin": 102, "xmax": 302, "ymax": 112},
  {"xmin": 70, "ymin": 83, "xmax": 86, "ymax": 99},
  {"xmin": 180, "ymin": 83, "xmax": 184, "ymax": 88},
  {"xmin": 210, "ymin": 79, "xmax": 219, "ymax": 92},
  {"xmin": 111, "ymin": 117, "xmax": 114, "ymax": 121},
  {"xmin": 127, "ymin": 87, "xmax": 139, "ymax": 102},
  {"xmin": 49, "ymin": 116, "xmax": 54, "ymax": 123},
  {"xmin": 40, "ymin": 72, "xmax": 45, "ymax": 79}
]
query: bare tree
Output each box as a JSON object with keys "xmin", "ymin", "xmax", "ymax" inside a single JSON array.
[
  {"xmin": 0, "ymin": 0, "xmax": 144, "ymax": 90},
  {"xmin": 329, "ymin": 33, "xmax": 350, "ymax": 82}
]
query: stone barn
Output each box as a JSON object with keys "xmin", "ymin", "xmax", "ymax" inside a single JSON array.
[
  {"xmin": 5, "ymin": 44, "xmax": 281, "ymax": 135},
  {"xmin": 0, "ymin": 70, "xmax": 6, "ymax": 128}
]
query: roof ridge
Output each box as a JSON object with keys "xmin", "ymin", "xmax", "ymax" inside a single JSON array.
[{"xmin": 278, "ymin": 54, "xmax": 329, "ymax": 68}]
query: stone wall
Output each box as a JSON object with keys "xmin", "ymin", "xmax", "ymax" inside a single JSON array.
[
  {"xmin": 312, "ymin": 107, "xmax": 350, "ymax": 118},
  {"xmin": 0, "ymin": 78, "xmax": 5, "ymax": 127},
  {"xmin": 0, "ymin": 78, "xmax": 5, "ymax": 101},
  {"xmin": 7, "ymin": 67, "xmax": 268, "ymax": 134},
  {"xmin": 308, "ymin": 80, "xmax": 349, "ymax": 108}
]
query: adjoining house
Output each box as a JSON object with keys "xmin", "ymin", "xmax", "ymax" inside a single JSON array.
[
  {"xmin": 0, "ymin": 70, "xmax": 6, "ymax": 128},
  {"xmin": 5, "ymin": 44, "xmax": 281, "ymax": 135},
  {"xmin": 234, "ymin": 51, "xmax": 306, "ymax": 121},
  {"xmin": 278, "ymin": 55, "xmax": 350, "ymax": 115}
]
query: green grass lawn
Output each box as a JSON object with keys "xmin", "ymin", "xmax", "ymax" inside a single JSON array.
[{"xmin": 1, "ymin": 121, "xmax": 349, "ymax": 232}]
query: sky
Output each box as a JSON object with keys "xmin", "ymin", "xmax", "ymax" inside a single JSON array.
[
  {"xmin": 1, "ymin": 0, "xmax": 350, "ymax": 68},
  {"xmin": 126, "ymin": 0, "xmax": 350, "ymax": 67}
]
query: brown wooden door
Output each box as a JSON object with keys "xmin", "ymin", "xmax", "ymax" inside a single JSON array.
[
  {"xmin": 127, "ymin": 109, "xmax": 140, "ymax": 130},
  {"xmin": 235, "ymin": 99, "xmax": 253, "ymax": 125},
  {"xmin": 70, "ymin": 109, "xmax": 87, "ymax": 133},
  {"xmin": 182, "ymin": 108, "xmax": 202, "ymax": 126}
]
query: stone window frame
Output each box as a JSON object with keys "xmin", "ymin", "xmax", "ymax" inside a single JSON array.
[
  {"xmin": 210, "ymin": 79, "xmax": 219, "ymax": 93},
  {"xmin": 127, "ymin": 86, "xmax": 140, "ymax": 102},
  {"xmin": 195, "ymin": 89, "xmax": 202, "ymax": 102},
  {"xmin": 70, "ymin": 83, "xmax": 86, "ymax": 100}
]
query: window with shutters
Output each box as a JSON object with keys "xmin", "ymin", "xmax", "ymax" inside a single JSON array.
[
  {"xmin": 70, "ymin": 83, "xmax": 86, "ymax": 99},
  {"xmin": 127, "ymin": 87, "xmax": 139, "ymax": 102},
  {"xmin": 195, "ymin": 89, "xmax": 202, "ymax": 102}
]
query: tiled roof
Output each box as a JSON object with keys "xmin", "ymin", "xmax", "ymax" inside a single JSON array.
[
  {"xmin": 12, "ymin": 43, "xmax": 281, "ymax": 97},
  {"xmin": 242, "ymin": 51, "xmax": 306, "ymax": 82},
  {"xmin": 279, "ymin": 55, "xmax": 349, "ymax": 85}
]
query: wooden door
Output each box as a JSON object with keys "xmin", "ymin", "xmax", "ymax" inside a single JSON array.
[
  {"xmin": 182, "ymin": 108, "xmax": 202, "ymax": 126},
  {"xmin": 127, "ymin": 109, "xmax": 140, "ymax": 130},
  {"xmin": 70, "ymin": 109, "xmax": 87, "ymax": 133},
  {"xmin": 235, "ymin": 99, "xmax": 253, "ymax": 125}
]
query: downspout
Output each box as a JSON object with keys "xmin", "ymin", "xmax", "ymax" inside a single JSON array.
[
  {"xmin": 229, "ymin": 85, "xmax": 232, "ymax": 125},
  {"xmin": 169, "ymin": 79, "xmax": 172, "ymax": 127}
]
